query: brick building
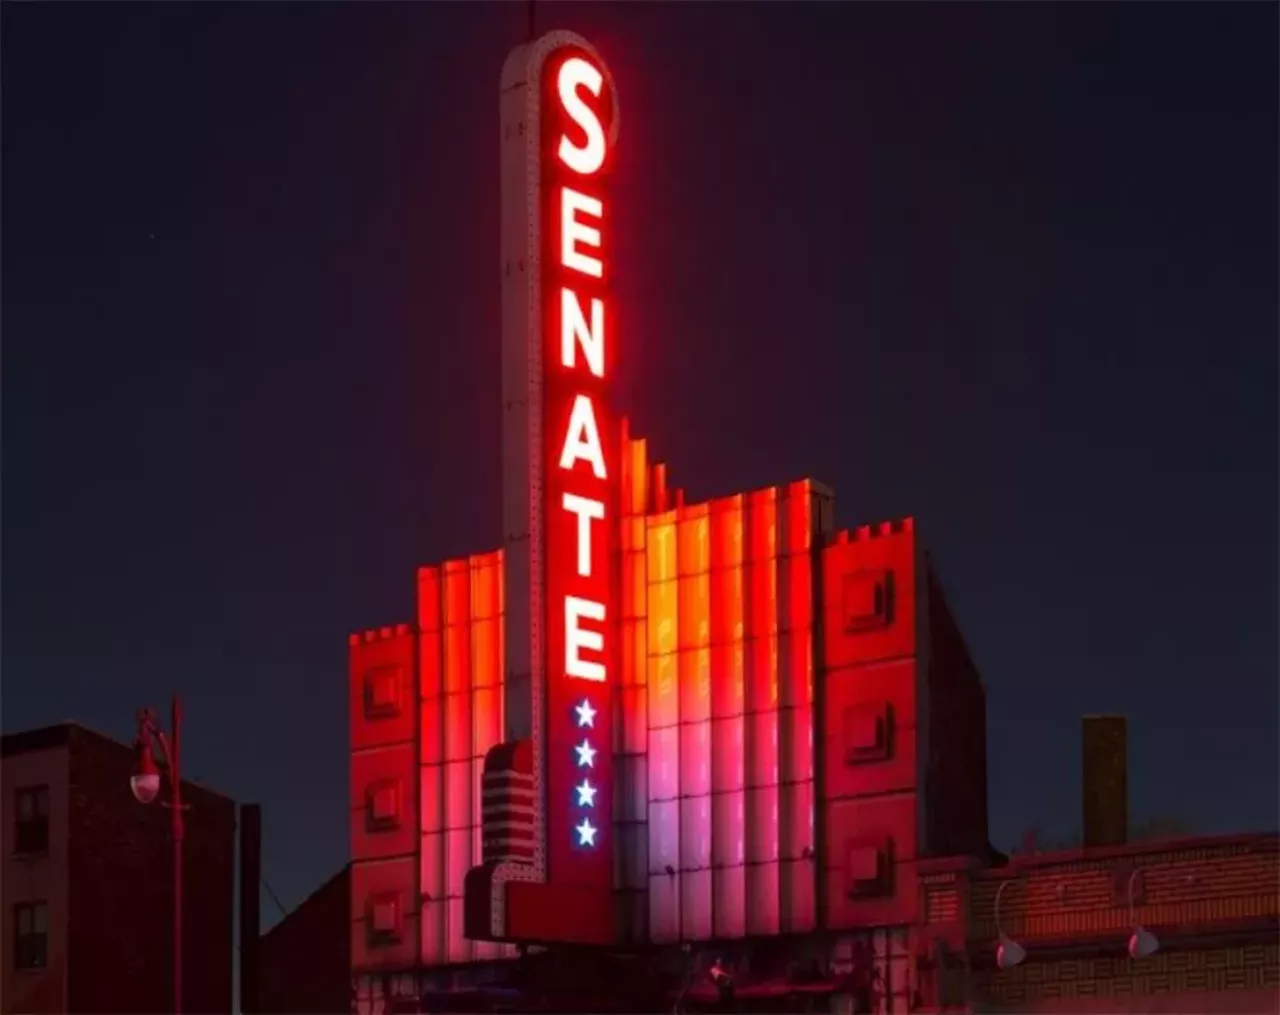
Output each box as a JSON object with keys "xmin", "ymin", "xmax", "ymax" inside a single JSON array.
[{"xmin": 0, "ymin": 722, "xmax": 236, "ymax": 1014}]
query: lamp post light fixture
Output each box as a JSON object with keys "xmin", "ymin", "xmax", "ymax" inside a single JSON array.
[
  {"xmin": 1127, "ymin": 868, "xmax": 1160, "ymax": 959},
  {"xmin": 994, "ymin": 880, "xmax": 1026, "ymax": 970},
  {"xmin": 131, "ymin": 695, "xmax": 187, "ymax": 1015}
]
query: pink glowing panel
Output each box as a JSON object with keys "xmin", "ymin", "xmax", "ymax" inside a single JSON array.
[
  {"xmin": 745, "ymin": 785, "xmax": 779, "ymax": 863},
  {"xmin": 421, "ymin": 898, "xmax": 446, "ymax": 966},
  {"xmin": 648, "ymin": 798, "xmax": 679, "ymax": 873},
  {"xmin": 648, "ymin": 726, "xmax": 680, "ymax": 800},
  {"xmin": 711, "ymin": 790, "xmax": 745, "ymax": 867},
  {"xmin": 746, "ymin": 710, "xmax": 779, "ymax": 788},
  {"xmin": 470, "ymin": 758, "xmax": 485, "ymax": 827},
  {"xmin": 711, "ymin": 715, "xmax": 744, "ymax": 793},
  {"xmin": 779, "ymin": 627, "xmax": 812, "ymax": 709},
  {"xmin": 779, "ymin": 779, "xmax": 814, "ymax": 860},
  {"xmin": 713, "ymin": 864, "xmax": 746, "ymax": 939},
  {"xmin": 681, "ymin": 867, "xmax": 713, "ymax": 941},
  {"xmin": 444, "ymin": 760, "xmax": 471, "ymax": 829},
  {"xmin": 447, "ymin": 898, "xmax": 471, "ymax": 964},
  {"xmin": 421, "ymin": 830, "xmax": 445, "ymax": 900},
  {"xmin": 444, "ymin": 691, "xmax": 473, "ymax": 762},
  {"xmin": 779, "ymin": 705, "xmax": 813, "ymax": 784},
  {"xmin": 678, "ymin": 720, "xmax": 711, "ymax": 797},
  {"xmin": 746, "ymin": 861, "xmax": 780, "ymax": 937},
  {"xmin": 679, "ymin": 794, "xmax": 711, "ymax": 869},
  {"xmin": 648, "ymin": 872, "xmax": 679, "ymax": 943},
  {"xmin": 445, "ymin": 827, "xmax": 473, "ymax": 898}
]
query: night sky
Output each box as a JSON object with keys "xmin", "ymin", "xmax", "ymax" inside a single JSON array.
[{"xmin": 4, "ymin": 2, "xmax": 1276, "ymax": 920}]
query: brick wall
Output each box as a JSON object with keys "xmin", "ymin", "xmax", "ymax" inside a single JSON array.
[
  {"xmin": 66, "ymin": 726, "xmax": 235, "ymax": 1014},
  {"xmin": 914, "ymin": 834, "xmax": 1280, "ymax": 1013},
  {"xmin": 259, "ymin": 866, "xmax": 351, "ymax": 1014}
]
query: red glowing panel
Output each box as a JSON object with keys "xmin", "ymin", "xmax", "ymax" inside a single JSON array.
[{"xmin": 541, "ymin": 43, "xmax": 617, "ymax": 905}]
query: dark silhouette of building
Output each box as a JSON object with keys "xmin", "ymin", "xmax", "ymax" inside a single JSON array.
[
  {"xmin": 257, "ymin": 864, "xmax": 352, "ymax": 1014},
  {"xmin": 1, "ymin": 722, "xmax": 236, "ymax": 1014}
]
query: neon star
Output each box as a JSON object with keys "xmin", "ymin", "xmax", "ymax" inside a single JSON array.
[
  {"xmin": 575, "ymin": 698, "xmax": 597, "ymax": 728},
  {"xmin": 576, "ymin": 818, "xmax": 597, "ymax": 847},
  {"xmin": 575, "ymin": 738, "xmax": 597, "ymax": 768},
  {"xmin": 576, "ymin": 779, "xmax": 597, "ymax": 808}
]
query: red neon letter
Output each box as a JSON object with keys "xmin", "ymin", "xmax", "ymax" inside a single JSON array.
[
  {"xmin": 556, "ymin": 58, "xmax": 606, "ymax": 177},
  {"xmin": 560, "ymin": 287, "xmax": 605, "ymax": 377},
  {"xmin": 558, "ymin": 394, "xmax": 606, "ymax": 479},
  {"xmin": 562, "ymin": 492, "xmax": 604, "ymax": 578},
  {"xmin": 565, "ymin": 596, "xmax": 606, "ymax": 681},
  {"xmin": 561, "ymin": 188, "xmax": 603, "ymax": 278}
]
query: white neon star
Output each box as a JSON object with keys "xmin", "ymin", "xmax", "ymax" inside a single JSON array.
[
  {"xmin": 576, "ymin": 818, "xmax": 597, "ymax": 847},
  {"xmin": 575, "ymin": 698, "xmax": 597, "ymax": 729},
  {"xmin": 576, "ymin": 779, "xmax": 597, "ymax": 808},
  {"xmin": 575, "ymin": 738, "xmax": 597, "ymax": 768}
]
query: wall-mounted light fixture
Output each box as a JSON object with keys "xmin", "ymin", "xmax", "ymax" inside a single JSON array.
[
  {"xmin": 1127, "ymin": 868, "xmax": 1159, "ymax": 959},
  {"xmin": 994, "ymin": 880, "xmax": 1026, "ymax": 970}
]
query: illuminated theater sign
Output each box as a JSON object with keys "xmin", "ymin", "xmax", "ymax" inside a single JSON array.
[{"xmin": 464, "ymin": 31, "xmax": 619, "ymax": 946}]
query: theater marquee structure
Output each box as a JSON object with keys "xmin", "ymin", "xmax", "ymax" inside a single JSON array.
[
  {"xmin": 346, "ymin": 27, "xmax": 995, "ymax": 987},
  {"xmin": 464, "ymin": 31, "xmax": 621, "ymax": 947}
]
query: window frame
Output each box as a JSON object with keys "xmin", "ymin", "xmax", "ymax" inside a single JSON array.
[
  {"xmin": 13, "ymin": 900, "xmax": 49, "ymax": 971},
  {"xmin": 13, "ymin": 785, "xmax": 50, "ymax": 856}
]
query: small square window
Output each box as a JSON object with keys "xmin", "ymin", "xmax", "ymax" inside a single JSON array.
[
  {"xmin": 13, "ymin": 786, "xmax": 50, "ymax": 856},
  {"xmin": 842, "ymin": 570, "xmax": 892, "ymax": 632},
  {"xmin": 365, "ymin": 779, "xmax": 401, "ymax": 833},
  {"xmin": 363, "ymin": 666, "xmax": 403, "ymax": 720},
  {"xmin": 367, "ymin": 892, "xmax": 402, "ymax": 946},
  {"xmin": 846, "ymin": 839, "xmax": 893, "ymax": 899},
  {"xmin": 844, "ymin": 704, "xmax": 894, "ymax": 764},
  {"xmin": 13, "ymin": 901, "xmax": 48, "ymax": 970}
]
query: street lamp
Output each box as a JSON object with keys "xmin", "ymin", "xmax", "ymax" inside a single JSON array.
[
  {"xmin": 1126, "ymin": 868, "xmax": 1159, "ymax": 959},
  {"xmin": 131, "ymin": 696, "xmax": 186, "ymax": 1015},
  {"xmin": 994, "ymin": 880, "xmax": 1026, "ymax": 970}
]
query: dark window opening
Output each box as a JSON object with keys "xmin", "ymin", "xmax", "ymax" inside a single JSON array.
[
  {"xmin": 14, "ymin": 901, "xmax": 48, "ymax": 971},
  {"xmin": 14, "ymin": 786, "xmax": 50, "ymax": 855}
]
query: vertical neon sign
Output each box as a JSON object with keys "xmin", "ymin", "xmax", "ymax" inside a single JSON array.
[
  {"xmin": 467, "ymin": 32, "xmax": 618, "ymax": 947},
  {"xmin": 542, "ymin": 44, "xmax": 616, "ymax": 900}
]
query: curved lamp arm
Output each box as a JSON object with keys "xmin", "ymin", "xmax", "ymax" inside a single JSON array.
[
  {"xmin": 1126, "ymin": 867, "xmax": 1142, "ymax": 925},
  {"xmin": 994, "ymin": 879, "xmax": 1013, "ymax": 939}
]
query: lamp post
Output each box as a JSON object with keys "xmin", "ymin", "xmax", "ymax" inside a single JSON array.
[{"xmin": 130, "ymin": 695, "xmax": 185, "ymax": 1015}]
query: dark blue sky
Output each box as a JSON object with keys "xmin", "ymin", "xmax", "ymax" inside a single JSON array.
[{"xmin": 4, "ymin": 2, "xmax": 1276, "ymax": 917}]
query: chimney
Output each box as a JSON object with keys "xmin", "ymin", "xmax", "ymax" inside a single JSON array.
[
  {"xmin": 239, "ymin": 803, "xmax": 262, "ymax": 1014},
  {"xmin": 1082, "ymin": 716, "xmax": 1128, "ymax": 848}
]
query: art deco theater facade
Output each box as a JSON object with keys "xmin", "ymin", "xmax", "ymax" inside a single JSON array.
[{"xmin": 345, "ymin": 30, "xmax": 1278, "ymax": 1015}]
